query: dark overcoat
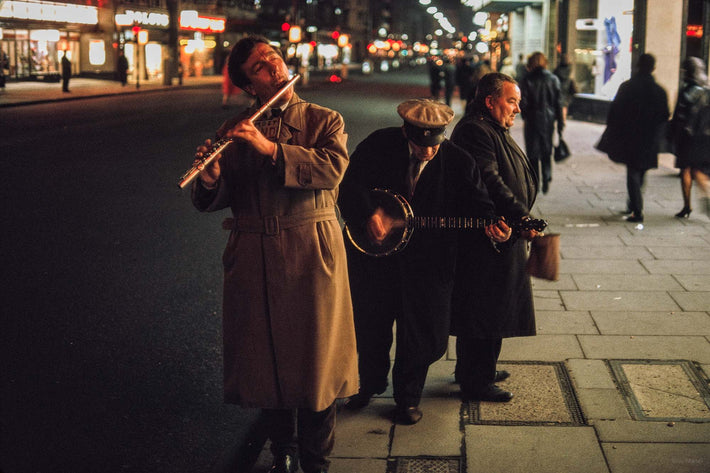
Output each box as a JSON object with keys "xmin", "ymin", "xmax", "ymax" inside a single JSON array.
[
  {"xmin": 338, "ymin": 127, "xmax": 495, "ymax": 365},
  {"xmin": 669, "ymin": 83, "xmax": 710, "ymax": 172},
  {"xmin": 450, "ymin": 113, "xmax": 538, "ymax": 338},
  {"xmin": 192, "ymin": 93, "xmax": 358, "ymax": 411},
  {"xmin": 599, "ymin": 73, "xmax": 669, "ymax": 170},
  {"xmin": 519, "ymin": 68, "xmax": 563, "ymax": 165}
]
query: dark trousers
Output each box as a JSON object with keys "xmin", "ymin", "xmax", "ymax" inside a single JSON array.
[
  {"xmin": 347, "ymin": 249, "xmax": 432, "ymax": 408},
  {"xmin": 626, "ymin": 166, "xmax": 647, "ymax": 215},
  {"xmin": 260, "ymin": 403, "xmax": 335, "ymax": 473},
  {"xmin": 454, "ymin": 336, "xmax": 502, "ymax": 393}
]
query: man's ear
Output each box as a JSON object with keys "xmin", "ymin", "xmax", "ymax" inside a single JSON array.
[{"xmin": 485, "ymin": 95, "xmax": 493, "ymax": 110}]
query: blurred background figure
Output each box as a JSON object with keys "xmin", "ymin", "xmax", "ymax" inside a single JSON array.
[
  {"xmin": 515, "ymin": 53, "xmax": 527, "ymax": 82},
  {"xmin": 221, "ymin": 53, "xmax": 239, "ymax": 108},
  {"xmin": 518, "ymin": 52, "xmax": 564, "ymax": 194},
  {"xmin": 668, "ymin": 56, "xmax": 710, "ymax": 218},
  {"xmin": 499, "ymin": 56, "xmax": 515, "ymax": 77},
  {"xmin": 428, "ymin": 56, "xmax": 444, "ymax": 101},
  {"xmin": 117, "ymin": 51, "xmax": 129, "ymax": 86},
  {"xmin": 456, "ymin": 56, "xmax": 475, "ymax": 107},
  {"xmin": 61, "ymin": 53, "xmax": 71, "ymax": 93},
  {"xmin": 553, "ymin": 53, "xmax": 578, "ymax": 121},
  {"xmin": 442, "ymin": 56, "xmax": 457, "ymax": 106}
]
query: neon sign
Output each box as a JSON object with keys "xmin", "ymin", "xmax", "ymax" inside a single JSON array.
[
  {"xmin": 115, "ymin": 10, "xmax": 169, "ymax": 28},
  {"xmin": 179, "ymin": 10, "xmax": 225, "ymax": 33},
  {"xmin": 0, "ymin": 0, "xmax": 98, "ymax": 24}
]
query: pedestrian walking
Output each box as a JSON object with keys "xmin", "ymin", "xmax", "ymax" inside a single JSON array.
[
  {"xmin": 668, "ymin": 56, "xmax": 710, "ymax": 219},
  {"xmin": 188, "ymin": 35, "xmax": 358, "ymax": 473},
  {"xmin": 553, "ymin": 53, "xmax": 578, "ymax": 121},
  {"xmin": 596, "ymin": 53, "xmax": 670, "ymax": 223},
  {"xmin": 450, "ymin": 72, "xmax": 541, "ymax": 403},
  {"xmin": 518, "ymin": 52, "xmax": 564, "ymax": 194},
  {"xmin": 338, "ymin": 99, "xmax": 507, "ymax": 424}
]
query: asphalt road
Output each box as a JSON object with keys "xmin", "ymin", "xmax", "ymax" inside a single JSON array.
[{"xmin": 0, "ymin": 68, "xmax": 432, "ymax": 473}]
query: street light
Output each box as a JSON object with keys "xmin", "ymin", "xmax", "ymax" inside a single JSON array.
[{"xmin": 133, "ymin": 25, "xmax": 148, "ymax": 89}]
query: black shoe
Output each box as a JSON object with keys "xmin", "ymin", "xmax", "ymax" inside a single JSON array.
[
  {"xmin": 675, "ymin": 207, "xmax": 692, "ymax": 218},
  {"xmin": 463, "ymin": 384, "xmax": 513, "ymax": 402},
  {"xmin": 494, "ymin": 370, "xmax": 510, "ymax": 382},
  {"xmin": 344, "ymin": 391, "xmax": 374, "ymax": 410},
  {"xmin": 542, "ymin": 180, "xmax": 549, "ymax": 194},
  {"xmin": 270, "ymin": 454, "xmax": 298, "ymax": 473},
  {"xmin": 394, "ymin": 406, "xmax": 423, "ymax": 425},
  {"xmin": 625, "ymin": 213, "xmax": 644, "ymax": 223}
]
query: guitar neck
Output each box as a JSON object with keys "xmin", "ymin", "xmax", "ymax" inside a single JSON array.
[{"xmin": 413, "ymin": 216, "xmax": 498, "ymax": 229}]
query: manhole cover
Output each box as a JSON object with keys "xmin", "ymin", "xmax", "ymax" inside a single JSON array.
[
  {"xmin": 609, "ymin": 360, "xmax": 710, "ymax": 421},
  {"xmin": 464, "ymin": 361, "xmax": 585, "ymax": 426},
  {"xmin": 392, "ymin": 458, "xmax": 460, "ymax": 473}
]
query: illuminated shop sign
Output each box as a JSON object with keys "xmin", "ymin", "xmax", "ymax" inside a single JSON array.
[
  {"xmin": 0, "ymin": 0, "xmax": 98, "ymax": 24},
  {"xmin": 179, "ymin": 10, "xmax": 225, "ymax": 33},
  {"xmin": 115, "ymin": 10, "xmax": 169, "ymax": 28}
]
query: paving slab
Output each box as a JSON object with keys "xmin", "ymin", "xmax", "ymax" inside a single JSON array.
[
  {"xmin": 620, "ymin": 234, "xmax": 710, "ymax": 247},
  {"xmin": 561, "ymin": 246, "xmax": 653, "ymax": 259},
  {"xmin": 567, "ymin": 359, "xmax": 617, "ymax": 389},
  {"xmin": 550, "ymin": 235, "xmax": 627, "ymax": 247},
  {"xmin": 647, "ymin": 246, "xmax": 710, "ymax": 259},
  {"xmin": 333, "ymin": 399, "xmax": 393, "ymax": 459},
  {"xmin": 674, "ymin": 274, "xmax": 710, "ymax": 291},
  {"xmin": 499, "ymin": 335, "xmax": 584, "ymax": 362},
  {"xmin": 594, "ymin": 419, "xmax": 710, "ymax": 442},
  {"xmin": 561, "ymin": 291, "xmax": 680, "ymax": 311},
  {"xmin": 602, "ymin": 443, "xmax": 710, "ymax": 473},
  {"xmin": 572, "ymin": 274, "xmax": 683, "ymax": 291},
  {"xmin": 590, "ymin": 311, "xmax": 710, "ymax": 335},
  {"xmin": 575, "ymin": 388, "xmax": 632, "ymax": 420},
  {"xmin": 670, "ymin": 291, "xmax": 710, "ymax": 311},
  {"xmin": 643, "ymin": 260, "xmax": 710, "ymax": 275},
  {"xmin": 578, "ymin": 335, "xmax": 710, "ymax": 363},
  {"xmin": 390, "ymin": 397, "xmax": 461, "ymax": 457},
  {"xmin": 535, "ymin": 311, "xmax": 599, "ymax": 335},
  {"xmin": 560, "ymin": 260, "xmax": 649, "ymax": 274},
  {"xmin": 464, "ymin": 425, "xmax": 609, "ymax": 473},
  {"xmin": 530, "ymin": 274, "xmax": 578, "ymax": 290},
  {"xmin": 329, "ymin": 458, "xmax": 388, "ymax": 473},
  {"xmin": 533, "ymin": 291, "xmax": 565, "ymax": 311}
]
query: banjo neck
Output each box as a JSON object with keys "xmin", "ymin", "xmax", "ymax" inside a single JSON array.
[{"xmin": 413, "ymin": 216, "xmax": 498, "ymax": 230}]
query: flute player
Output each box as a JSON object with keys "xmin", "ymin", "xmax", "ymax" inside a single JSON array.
[{"xmin": 190, "ymin": 35, "xmax": 357, "ymax": 473}]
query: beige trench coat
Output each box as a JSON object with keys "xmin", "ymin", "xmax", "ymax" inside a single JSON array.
[{"xmin": 192, "ymin": 94, "xmax": 358, "ymax": 411}]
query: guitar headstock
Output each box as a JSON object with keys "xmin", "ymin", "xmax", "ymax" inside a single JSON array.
[{"xmin": 520, "ymin": 218, "xmax": 548, "ymax": 233}]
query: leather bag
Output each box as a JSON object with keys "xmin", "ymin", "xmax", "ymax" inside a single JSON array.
[
  {"xmin": 554, "ymin": 138, "xmax": 570, "ymax": 162},
  {"xmin": 526, "ymin": 233, "xmax": 560, "ymax": 281}
]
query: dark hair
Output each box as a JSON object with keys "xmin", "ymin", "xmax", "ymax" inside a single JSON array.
[
  {"xmin": 227, "ymin": 35, "xmax": 280, "ymax": 89},
  {"xmin": 527, "ymin": 51, "xmax": 547, "ymax": 71},
  {"xmin": 637, "ymin": 53, "xmax": 655, "ymax": 75},
  {"xmin": 471, "ymin": 72, "xmax": 518, "ymax": 111}
]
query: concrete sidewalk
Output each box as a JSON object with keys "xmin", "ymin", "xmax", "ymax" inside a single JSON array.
[{"xmin": 5, "ymin": 78, "xmax": 709, "ymax": 473}]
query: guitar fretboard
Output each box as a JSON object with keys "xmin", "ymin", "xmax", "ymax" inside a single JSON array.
[{"xmin": 413, "ymin": 217, "xmax": 498, "ymax": 229}]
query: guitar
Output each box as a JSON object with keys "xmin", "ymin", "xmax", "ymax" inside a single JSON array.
[{"xmin": 344, "ymin": 188, "xmax": 547, "ymax": 257}]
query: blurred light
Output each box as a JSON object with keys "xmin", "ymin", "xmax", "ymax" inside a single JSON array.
[
  {"xmin": 289, "ymin": 25, "xmax": 301, "ymax": 42},
  {"xmin": 419, "ymin": 0, "xmax": 431, "ymax": 4},
  {"xmin": 329, "ymin": 74, "xmax": 342, "ymax": 83},
  {"xmin": 281, "ymin": 22, "xmax": 290, "ymax": 32},
  {"xmin": 426, "ymin": 7, "xmax": 437, "ymax": 14},
  {"xmin": 475, "ymin": 42, "xmax": 489, "ymax": 54},
  {"xmin": 473, "ymin": 12, "xmax": 488, "ymax": 26}
]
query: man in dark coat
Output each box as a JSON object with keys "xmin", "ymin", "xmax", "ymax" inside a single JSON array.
[
  {"xmin": 451, "ymin": 73, "xmax": 541, "ymax": 402},
  {"xmin": 61, "ymin": 53, "xmax": 71, "ymax": 92},
  {"xmin": 598, "ymin": 53, "xmax": 670, "ymax": 223},
  {"xmin": 518, "ymin": 51, "xmax": 564, "ymax": 194},
  {"xmin": 338, "ymin": 99, "xmax": 510, "ymax": 424}
]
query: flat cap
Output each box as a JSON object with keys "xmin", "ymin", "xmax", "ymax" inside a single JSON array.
[{"xmin": 397, "ymin": 99, "xmax": 454, "ymax": 147}]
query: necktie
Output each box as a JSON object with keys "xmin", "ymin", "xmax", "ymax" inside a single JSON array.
[{"xmin": 408, "ymin": 158, "xmax": 424, "ymax": 197}]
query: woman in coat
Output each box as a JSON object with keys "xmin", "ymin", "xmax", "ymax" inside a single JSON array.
[
  {"xmin": 518, "ymin": 52, "xmax": 564, "ymax": 194},
  {"xmin": 191, "ymin": 36, "xmax": 357, "ymax": 473},
  {"xmin": 451, "ymin": 73, "xmax": 539, "ymax": 402},
  {"xmin": 668, "ymin": 56, "xmax": 710, "ymax": 218}
]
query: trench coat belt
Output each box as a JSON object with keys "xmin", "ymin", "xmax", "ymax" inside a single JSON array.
[{"xmin": 221, "ymin": 207, "xmax": 337, "ymax": 236}]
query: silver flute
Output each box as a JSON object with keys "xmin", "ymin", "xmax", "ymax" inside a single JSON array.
[{"xmin": 178, "ymin": 74, "xmax": 301, "ymax": 189}]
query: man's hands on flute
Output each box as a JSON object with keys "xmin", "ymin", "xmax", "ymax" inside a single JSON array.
[{"xmin": 194, "ymin": 120, "xmax": 276, "ymax": 188}]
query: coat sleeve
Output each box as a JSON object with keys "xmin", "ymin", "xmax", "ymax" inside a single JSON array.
[{"xmin": 281, "ymin": 107, "xmax": 349, "ymax": 190}]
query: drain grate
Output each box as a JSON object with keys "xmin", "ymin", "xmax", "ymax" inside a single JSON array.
[
  {"xmin": 609, "ymin": 359, "xmax": 710, "ymax": 422},
  {"xmin": 390, "ymin": 457, "xmax": 460, "ymax": 473},
  {"xmin": 464, "ymin": 361, "xmax": 586, "ymax": 426}
]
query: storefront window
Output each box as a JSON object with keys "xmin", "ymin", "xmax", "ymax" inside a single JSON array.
[
  {"xmin": 573, "ymin": 0, "xmax": 634, "ymax": 100},
  {"xmin": 89, "ymin": 39, "xmax": 105, "ymax": 66}
]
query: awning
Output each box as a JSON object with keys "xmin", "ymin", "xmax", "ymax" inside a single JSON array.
[{"xmin": 474, "ymin": 0, "xmax": 543, "ymax": 13}]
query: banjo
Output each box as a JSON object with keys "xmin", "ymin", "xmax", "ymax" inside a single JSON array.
[{"xmin": 344, "ymin": 188, "xmax": 547, "ymax": 257}]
